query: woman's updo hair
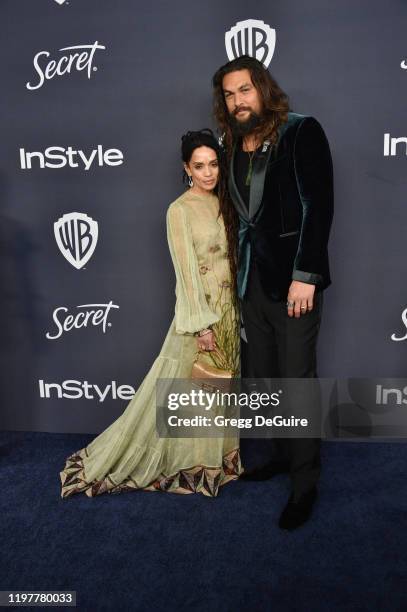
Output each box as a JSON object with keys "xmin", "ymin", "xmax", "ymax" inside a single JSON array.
[{"xmin": 181, "ymin": 128, "xmax": 224, "ymax": 186}]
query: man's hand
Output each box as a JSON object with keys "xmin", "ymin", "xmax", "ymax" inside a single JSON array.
[{"xmin": 286, "ymin": 280, "xmax": 315, "ymax": 318}]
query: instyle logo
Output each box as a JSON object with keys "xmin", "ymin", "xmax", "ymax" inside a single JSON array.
[
  {"xmin": 391, "ymin": 307, "xmax": 407, "ymax": 341},
  {"xmin": 225, "ymin": 19, "xmax": 276, "ymax": 67},
  {"xmin": 383, "ymin": 133, "xmax": 407, "ymax": 156},
  {"xmin": 46, "ymin": 301, "xmax": 119, "ymax": 340},
  {"xmin": 38, "ymin": 379, "xmax": 136, "ymax": 401},
  {"xmin": 376, "ymin": 384, "xmax": 407, "ymax": 405},
  {"xmin": 19, "ymin": 145, "xmax": 124, "ymax": 170},
  {"xmin": 26, "ymin": 41, "xmax": 105, "ymax": 90},
  {"xmin": 54, "ymin": 212, "xmax": 98, "ymax": 269}
]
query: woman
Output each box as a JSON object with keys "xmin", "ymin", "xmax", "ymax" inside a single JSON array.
[{"xmin": 60, "ymin": 128, "xmax": 243, "ymax": 498}]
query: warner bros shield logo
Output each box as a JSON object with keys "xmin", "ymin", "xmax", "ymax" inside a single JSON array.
[
  {"xmin": 54, "ymin": 212, "xmax": 98, "ymax": 269},
  {"xmin": 225, "ymin": 19, "xmax": 276, "ymax": 67}
]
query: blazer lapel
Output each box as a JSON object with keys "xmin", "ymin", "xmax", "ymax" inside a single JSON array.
[
  {"xmin": 248, "ymin": 140, "xmax": 274, "ymax": 219},
  {"xmin": 228, "ymin": 143, "xmax": 250, "ymax": 221},
  {"xmin": 229, "ymin": 124, "xmax": 290, "ymax": 221}
]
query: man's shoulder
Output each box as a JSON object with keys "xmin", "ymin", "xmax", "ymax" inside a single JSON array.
[
  {"xmin": 279, "ymin": 112, "xmax": 324, "ymax": 144},
  {"xmin": 287, "ymin": 111, "xmax": 308, "ymax": 122},
  {"xmin": 287, "ymin": 111, "xmax": 326, "ymax": 129},
  {"xmin": 285, "ymin": 112, "xmax": 313, "ymax": 130}
]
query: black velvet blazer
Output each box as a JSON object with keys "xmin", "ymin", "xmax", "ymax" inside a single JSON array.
[{"xmin": 228, "ymin": 112, "xmax": 334, "ymax": 302}]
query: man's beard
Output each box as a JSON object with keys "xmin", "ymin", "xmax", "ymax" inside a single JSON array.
[{"xmin": 229, "ymin": 110, "xmax": 263, "ymax": 138}]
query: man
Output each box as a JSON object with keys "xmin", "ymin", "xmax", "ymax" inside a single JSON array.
[{"xmin": 212, "ymin": 55, "xmax": 334, "ymax": 530}]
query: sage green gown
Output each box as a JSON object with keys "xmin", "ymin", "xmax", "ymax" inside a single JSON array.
[{"xmin": 60, "ymin": 189, "xmax": 242, "ymax": 498}]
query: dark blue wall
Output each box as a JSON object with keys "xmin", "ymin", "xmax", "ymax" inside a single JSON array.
[{"xmin": 1, "ymin": 0, "xmax": 406, "ymax": 433}]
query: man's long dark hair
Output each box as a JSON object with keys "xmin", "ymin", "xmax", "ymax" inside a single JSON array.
[
  {"xmin": 181, "ymin": 129, "xmax": 239, "ymax": 304},
  {"xmin": 212, "ymin": 55, "xmax": 291, "ymax": 155}
]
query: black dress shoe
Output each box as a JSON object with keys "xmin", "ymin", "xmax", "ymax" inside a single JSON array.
[
  {"xmin": 278, "ymin": 486, "xmax": 318, "ymax": 530},
  {"xmin": 239, "ymin": 459, "xmax": 290, "ymax": 481}
]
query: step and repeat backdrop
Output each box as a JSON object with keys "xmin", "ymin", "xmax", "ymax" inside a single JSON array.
[{"xmin": 1, "ymin": 0, "xmax": 406, "ymax": 434}]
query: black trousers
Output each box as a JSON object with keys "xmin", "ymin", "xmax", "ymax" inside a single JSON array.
[{"xmin": 240, "ymin": 259, "xmax": 323, "ymax": 500}]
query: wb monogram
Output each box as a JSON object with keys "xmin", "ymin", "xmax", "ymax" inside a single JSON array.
[
  {"xmin": 54, "ymin": 212, "xmax": 98, "ymax": 269},
  {"xmin": 225, "ymin": 19, "xmax": 276, "ymax": 67}
]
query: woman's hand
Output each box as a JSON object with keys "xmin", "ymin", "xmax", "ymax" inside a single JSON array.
[{"xmin": 197, "ymin": 330, "xmax": 217, "ymax": 351}]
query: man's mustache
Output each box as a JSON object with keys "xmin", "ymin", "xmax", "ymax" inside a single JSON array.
[{"xmin": 233, "ymin": 106, "xmax": 252, "ymax": 115}]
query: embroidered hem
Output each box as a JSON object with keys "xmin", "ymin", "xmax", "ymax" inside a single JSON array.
[{"xmin": 60, "ymin": 447, "xmax": 242, "ymax": 499}]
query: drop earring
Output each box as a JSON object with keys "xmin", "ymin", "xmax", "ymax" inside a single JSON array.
[{"xmin": 188, "ymin": 175, "xmax": 193, "ymax": 187}]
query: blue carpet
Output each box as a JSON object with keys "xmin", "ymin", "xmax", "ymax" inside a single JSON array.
[{"xmin": 1, "ymin": 431, "xmax": 407, "ymax": 611}]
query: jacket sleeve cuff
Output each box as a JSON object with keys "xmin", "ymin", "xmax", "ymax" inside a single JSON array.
[{"xmin": 292, "ymin": 269, "xmax": 323, "ymax": 285}]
